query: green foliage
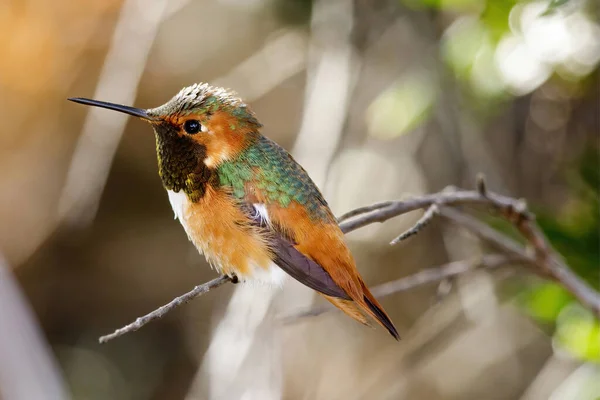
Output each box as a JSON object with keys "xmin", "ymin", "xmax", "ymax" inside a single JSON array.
[
  {"xmin": 399, "ymin": 0, "xmax": 570, "ymax": 16},
  {"xmin": 441, "ymin": 1, "xmax": 513, "ymax": 100},
  {"xmin": 521, "ymin": 145, "xmax": 600, "ymax": 362},
  {"xmin": 366, "ymin": 74, "xmax": 436, "ymax": 139},
  {"xmin": 521, "ymin": 282, "xmax": 574, "ymax": 322},
  {"xmin": 479, "ymin": 0, "xmax": 516, "ymax": 42},
  {"xmin": 400, "ymin": 0, "xmax": 484, "ymax": 12},
  {"xmin": 555, "ymin": 304, "xmax": 600, "ymax": 362}
]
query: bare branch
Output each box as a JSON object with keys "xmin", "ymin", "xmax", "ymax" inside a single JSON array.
[
  {"xmin": 282, "ymin": 254, "xmax": 516, "ymax": 321},
  {"xmin": 390, "ymin": 203, "xmax": 439, "ymax": 245},
  {"xmin": 337, "ymin": 200, "xmax": 394, "ymax": 223},
  {"xmin": 99, "ymin": 275, "xmax": 231, "ymax": 343},
  {"xmin": 337, "ymin": 190, "xmax": 522, "ymax": 233},
  {"xmin": 99, "ymin": 179, "xmax": 600, "ymax": 342}
]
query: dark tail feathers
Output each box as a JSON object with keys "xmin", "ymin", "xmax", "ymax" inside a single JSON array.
[{"xmin": 363, "ymin": 295, "xmax": 400, "ymax": 340}]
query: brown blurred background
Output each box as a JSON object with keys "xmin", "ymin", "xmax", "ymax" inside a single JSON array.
[{"xmin": 0, "ymin": 0, "xmax": 598, "ymax": 399}]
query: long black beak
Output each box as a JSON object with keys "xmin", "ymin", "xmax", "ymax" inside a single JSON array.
[{"xmin": 68, "ymin": 97, "xmax": 157, "ymax": 121}]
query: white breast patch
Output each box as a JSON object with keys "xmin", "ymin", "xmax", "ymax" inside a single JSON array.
[
  {"xmin": 167, "ymin": 189, "xmax": 193, "ymax": 242},
  {"xmin": 167, "ymin": 189, "xmax": 186, "ymax": 220}
]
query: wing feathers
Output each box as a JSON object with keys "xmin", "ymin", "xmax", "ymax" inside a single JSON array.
[
  {"xmin": 271, "ymin": 234, "xmax": 351, "ymax": 299},
  {"xmin": 247, "ymin": 203, "xmax": 350, "ymax": 299},
  {"xmin": 245, "ymin": 202, "xmax": 399, "ymax": 339}
]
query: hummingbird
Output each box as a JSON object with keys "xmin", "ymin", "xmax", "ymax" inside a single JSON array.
[{"xmin": 68, "ymin": 83, "xmax": 399, "ymax": 340}]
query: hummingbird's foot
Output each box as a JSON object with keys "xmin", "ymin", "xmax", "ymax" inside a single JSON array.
[{"xmin": 230, "ymin": 274, "xmax": 239, "ymax": 284}]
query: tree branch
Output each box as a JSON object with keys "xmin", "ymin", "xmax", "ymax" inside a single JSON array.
[
  {"xmin": 98, "ymin": 178, "xmax": 600, "ymax": 343},
  {"xmin": 390, "ymin": 203, "xmax": 439, "ymax": 245},
  {"xmin": 336, "ymin": 189, "xmax": 531, "ymax": 233},
  {"xmin": 99, "ymin": 275, "xmax": 231, "ymax": 343}
]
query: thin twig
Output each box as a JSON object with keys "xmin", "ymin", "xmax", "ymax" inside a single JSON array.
[
  {"xmin": 373, "ymin": 255, "xmax": 515, "ymax": 297},
  {"xmin": 282, "ymin": 254, "xmax": 515, "ymax": 321},
  {"xmin": 390, "ymin": 204, "xmax": 439, "ymax": 245},
  {"xmin": 337, "ymin": 201, "xmax": 394, "ymax": 223},
  {"xmin": 99, "ymin": 275, "xmax": 231, "ymax": 343}
]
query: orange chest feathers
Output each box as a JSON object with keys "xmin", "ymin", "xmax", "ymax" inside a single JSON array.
[{"xmin": 165, "ymin": 186, "xmax": 286, "ymax": 284}]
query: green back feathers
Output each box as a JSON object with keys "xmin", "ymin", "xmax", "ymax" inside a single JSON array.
[{"xmin": 217, "ymin": 136, "xmax": 332, "ymax": 221}]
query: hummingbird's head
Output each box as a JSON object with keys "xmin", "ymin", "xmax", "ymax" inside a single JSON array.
[
  {"xmin": 69, "ymin": 83, "xmax": 262, "ymax": 198},
  {"xmin": 147, "ymin": 83, "xmax": 263, "ymax": 167}
]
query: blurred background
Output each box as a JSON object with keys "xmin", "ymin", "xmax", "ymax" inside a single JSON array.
[{"xmin": 0, "ymin": 0, "xmax": 598, "ymax": 399}]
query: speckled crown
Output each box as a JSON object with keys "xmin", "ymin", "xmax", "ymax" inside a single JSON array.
[{"xmin": 147, "ymin": 83, "xmax": 250, "ymax": 119}]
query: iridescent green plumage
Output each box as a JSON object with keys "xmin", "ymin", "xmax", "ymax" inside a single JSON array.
[{"xmin": 217, "ymin": 136, "xmax": 332, "ymax": 221}]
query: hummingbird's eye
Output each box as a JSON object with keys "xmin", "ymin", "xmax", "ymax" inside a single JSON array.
[{"xmin": 183, "ymin": 120, "xmax": 201, "ymax": 134}]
